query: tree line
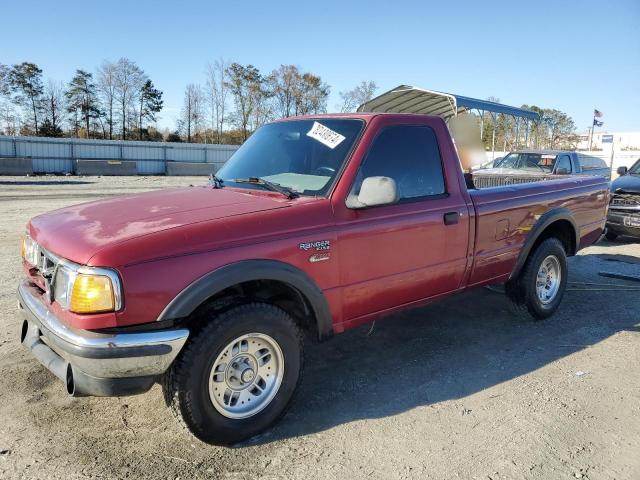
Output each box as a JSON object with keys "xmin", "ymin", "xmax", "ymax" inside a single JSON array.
[
  {"xmin": 0, "ymin": 59, "xmax": 163, "ymax": 140},
  {"xmin": 0, "ymin": 58, "xmax": 578, "ymax": 149},
  {"xmin": 479, "ymin": 100, "xmax": 578, "ymax": 151},
  {"xmin": 177, "ymin": 61, "xmax": 377, "ymax": 144},
  {"xmin": 0, "ymin": 58, "xmax": 378, "ymax": 144}
]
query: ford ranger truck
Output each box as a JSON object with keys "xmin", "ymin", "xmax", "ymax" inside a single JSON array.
[{"xmin": 17, "ymin": 114, "xmax": 609, "ymax": 445}]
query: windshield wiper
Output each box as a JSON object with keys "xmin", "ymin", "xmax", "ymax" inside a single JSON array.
[
  {"xmin": 232, "ymin": 177, "xmax": 298, "ymax": 199},
  {"xmin": 208, "ymin": 174, "xmax": 224, "ymax": 189}
]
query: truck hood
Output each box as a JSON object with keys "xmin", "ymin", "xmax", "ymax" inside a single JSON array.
[
  {"xmin": 611, "ymin": 174, "xmax": 640, "ymax": 194},
  {"xmin": 28, "ymin": 186, "xmax": 290, "ymax": 265}
]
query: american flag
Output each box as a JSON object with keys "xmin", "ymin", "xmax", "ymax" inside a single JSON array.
[{"xmin": 594, "ymin": 109, "xmax": 603, "ymax": 118}]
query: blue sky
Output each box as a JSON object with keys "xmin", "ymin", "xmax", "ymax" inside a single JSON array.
[{"xmin": 1, "ymin": 0, "xmax": 638, "ymax": 133}]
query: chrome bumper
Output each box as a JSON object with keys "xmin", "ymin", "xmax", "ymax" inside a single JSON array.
[{"xmin": 18, "ymin": 280, "xmax": 189, "ymax": 396}]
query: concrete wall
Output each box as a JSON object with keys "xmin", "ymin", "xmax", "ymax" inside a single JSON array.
[
  {"xmin": 0, "ymin": 157, "xmax": 33, "ymax": 175},
  {"xmin": 166, "ymin": 162, "xmax": 219, "ymax": 176},
  {"xmin": 76, "ymin": 160, "xmax": 138, "ymax": 176}
]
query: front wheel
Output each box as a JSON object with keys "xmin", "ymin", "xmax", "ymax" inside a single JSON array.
[
  {"xmin": 605, "ymin": 230, "xmax": 618, "ymax": 241},
  {"xmin": 163, "ymin": 303, "xmax": 303, "ymax": 445},
  {"xmin": 505, "ymin": 237, "xmax": 568, "ymax": 320}
]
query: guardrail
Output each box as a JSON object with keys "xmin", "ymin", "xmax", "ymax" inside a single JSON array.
[{"xmin": 0, "ymin": 135, "xmax": 239, "ymax": 175}]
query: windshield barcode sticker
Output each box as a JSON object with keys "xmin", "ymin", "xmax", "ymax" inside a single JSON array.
[{"xmin": 306, "ymin": 121, "xmax": 346, "ymax": 149}]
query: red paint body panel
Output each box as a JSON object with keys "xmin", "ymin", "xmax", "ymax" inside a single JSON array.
[{"xmin": 24, "ymin": 113, "xmax": 609, "ymax": 332}]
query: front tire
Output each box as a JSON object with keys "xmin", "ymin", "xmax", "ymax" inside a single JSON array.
[
  {"xmin": 163, "ymin": 303, "xmax": 303, "ymax": 445},
  {"xmin": 605, "ymin": 230, "xmax": 618, "ymax": 241},
  {"xmin": 505, "ymin": 237, "xmax": 568, "ymax": 320}
]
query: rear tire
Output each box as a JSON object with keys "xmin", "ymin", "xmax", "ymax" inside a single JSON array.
[
  {"xmin": 163, "ymin": 302, "xmax": 303, "ymax": 445},
  {"xmin": 505, "ymin": 237, "xmax": 568, "ymax": 320},
  {"xmin": 605, "ymin": 230, "xmax": 618, "ymax": 241}
]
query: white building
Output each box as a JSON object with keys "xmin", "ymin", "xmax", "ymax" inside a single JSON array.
[{"xmin": 577, "ymin": 131, "xmax": 640, "ymax": 151}]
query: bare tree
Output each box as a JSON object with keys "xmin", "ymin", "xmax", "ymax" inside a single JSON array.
[
  {"xmin": 181, "ymin": 84, "xmax": 205, "ymax": 142},
  {"xmin": 0, "ymin": 101, "xmax": 20, "ymax": 135},
  {"xmin": 113, "ymin": 58, "xmax": 145, "ymax": 140},
  {"xmin": 206, "ymin": 58, "xmax": 228, "ymax": 143},
  {"xmin": 338, "ymin": 81, "xmax": 377, "ymax": 112},
  {"xmin": 41, "ymin": 80, "xmax": 65, "ymax": 136},
  {"xmin": 97, "ymin": 60, "xmax": 118, "ymax": 139}
]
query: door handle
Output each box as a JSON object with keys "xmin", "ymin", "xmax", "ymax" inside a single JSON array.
[{"xmin": 443, "ymin": 212, "xmax": 459, "ymax": 225}]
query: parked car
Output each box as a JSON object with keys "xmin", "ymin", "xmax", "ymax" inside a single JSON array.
[
  {"xmin": 17, "ymin": 114, "xmax": 609, "ymax": 445},
  {"xmin": 605, "ymin": 158, "xmax": 640, "ymax": 240},
  {"xmin": 472, "ymin": 150, "xmax": 610, "ymax": 188}
]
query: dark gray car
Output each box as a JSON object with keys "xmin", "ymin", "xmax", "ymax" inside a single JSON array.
[
  {"xmin": 473, "ymin": 150, "xmax": 610, "ymax": 189},
  {"xmin": 606, "ymin": 159, "xmax": 640, "ymax": 240}
]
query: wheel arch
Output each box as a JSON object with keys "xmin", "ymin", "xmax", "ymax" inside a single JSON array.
[
  {"xmin": 158, "ymin": 259, "xmax": 333, "ymax": 341},
  {"xmin": 509, "ymin": 208, "xmax": 578, "ymax": 281}
]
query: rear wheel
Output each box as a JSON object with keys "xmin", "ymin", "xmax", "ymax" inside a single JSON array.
[
  {"xmin": 506, "ymin": 237, "xmax": 568, "ymax": 320},
  {"xmin": 163, "ymin": 303, "xmax": 303, "ymax": 445}
]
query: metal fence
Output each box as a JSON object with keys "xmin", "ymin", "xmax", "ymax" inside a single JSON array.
[{"xmin": 0, "ymin": 135, "xmax": 239, "ymax": 174}]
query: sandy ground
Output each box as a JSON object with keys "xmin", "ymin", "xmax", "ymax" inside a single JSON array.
[{"xmin": 0, "ymin": 175, "xmax": 639, "ymax": 480}]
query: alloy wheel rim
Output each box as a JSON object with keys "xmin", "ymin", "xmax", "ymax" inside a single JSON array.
[
  {"xmin": 208, "ymin": 333, "xmax": 284, "ymax": 419},
  {"xmin": 536, "ymin": 255, "xmax": 561, "ymax": 305}
]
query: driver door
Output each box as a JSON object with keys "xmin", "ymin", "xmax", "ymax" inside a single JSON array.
[{"xmin": 332, "ymin": 117, "xmax": 471, "ymax": 324}]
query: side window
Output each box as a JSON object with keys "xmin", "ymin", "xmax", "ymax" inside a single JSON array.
[
  {"xmin": 352, "ymin": 125, "xmax": 445, "ymax": 200},
  {"xmin": 556, "ymin": 155, "xmax": 572, "ymax": 173}
]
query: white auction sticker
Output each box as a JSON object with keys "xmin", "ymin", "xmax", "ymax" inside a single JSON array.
[{"xmin": 306, "ymin": 121, "xmax": 346, "ymax": 149}]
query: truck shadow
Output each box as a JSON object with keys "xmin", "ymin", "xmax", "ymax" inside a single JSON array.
[{"xmin": 244, "ymin": 261, "xmax": 639, "ymax": 446}]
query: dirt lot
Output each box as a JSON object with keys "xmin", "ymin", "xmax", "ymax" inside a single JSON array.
[{"xmin": 0, "ymin": 176, "xmax": 639, "ymax": 480}]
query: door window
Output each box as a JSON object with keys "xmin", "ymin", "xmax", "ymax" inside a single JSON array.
[
  {"xmin": 351, "ymin": 125, "xmax": 446, "ymax": 201},
  {"xmin": 555, "ymin": 155, "xmax": 572, "ymax": 173}
]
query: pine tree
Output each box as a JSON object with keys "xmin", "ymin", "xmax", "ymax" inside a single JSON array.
[
  {"xmin": 138, "ymin": 80, "xmax": 163, "ymax": 139},
  {"xmin": 65, "ymin": 70, "xmax": 100, "ymax": 138},
  {"xmin": 8, "ymin": 62, "xmax": 44, "ymax": 134}
]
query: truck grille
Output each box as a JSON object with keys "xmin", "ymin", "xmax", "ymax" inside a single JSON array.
[
  {"xmin": 27, "ymin": 242, "xmax": 61, "ymax": 296},
  {"xmin": 610, "ymin": 193, "xmax": 640, "ymax": 211},
  {"xmin": 472, "ymin": 174, "xmax": 555, "ymax": 189}
]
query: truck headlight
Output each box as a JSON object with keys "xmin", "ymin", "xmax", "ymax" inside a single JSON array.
[
  {"xmin": 22, "ymin": 235, "xmax": 39, "ymax": 266},
  {"xmin": 53, "ymin": 263, "xmax": 122, "ymax": 314}
]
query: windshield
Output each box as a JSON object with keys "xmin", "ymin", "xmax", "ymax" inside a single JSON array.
[
  {"xmin": 217, "ymin": 119, "xmax": 364, "ymax": 196},
  {"xmin": 629, "ymin": 158, "xmax": 640, "ymax": 175},
  {"xmin": 496, "ymin": 153, "xmax": 556, "ymax": 173}
]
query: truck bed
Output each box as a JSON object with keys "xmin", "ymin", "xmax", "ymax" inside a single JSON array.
[{"xmin": 466, "ymin": 175, "xmax": 609, "ymax": 287}]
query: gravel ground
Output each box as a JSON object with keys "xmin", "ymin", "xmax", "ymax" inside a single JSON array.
[{"xmin": 0, "ymin": 175, "xmax": 639, "ymax": 480}]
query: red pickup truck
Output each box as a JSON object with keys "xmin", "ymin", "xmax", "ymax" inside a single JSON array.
[{"xmin": 18, "ymin": 114, "xmax": 608, "ymax": 445}]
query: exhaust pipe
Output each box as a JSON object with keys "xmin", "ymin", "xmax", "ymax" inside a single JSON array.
[
  {"xmin": 20, "ymin": 319, "xmax": 154, "ymax": 397},
  {"xmin": 64, "ymin": 364, "xmax": 88, "ymax": 397},
  {"xmin": 20, "ymin": 319, "xmax": 86, "ymax": 397}
]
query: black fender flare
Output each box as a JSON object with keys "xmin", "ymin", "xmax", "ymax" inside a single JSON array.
[
  {"xmin": 158, "ymin": 259, "xmax": 333, "ymax": 340},
  {"xmin": 509, "ymin": 208, "xmax": 579, "ymax": 280}
]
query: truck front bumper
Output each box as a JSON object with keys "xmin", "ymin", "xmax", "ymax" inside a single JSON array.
[
  {"xmin": 18, "ymin": 280, "xmax": 189, "ymax": 397},
  {"xmin": 606, "ymin": 209, "xmax": 640, "ymax": 239}
]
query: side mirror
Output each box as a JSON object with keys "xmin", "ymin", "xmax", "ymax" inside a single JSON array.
[
  {"xmin": 346, "ymin": 176, "xmax": 399, "ymax": 209},
  {"xmin": 556, "ymin": 167, "xmax": 569, "ymax": 175},
  {"xmin": 617, "ymin": 166, "xmax": 628, "ymax": 176}
]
